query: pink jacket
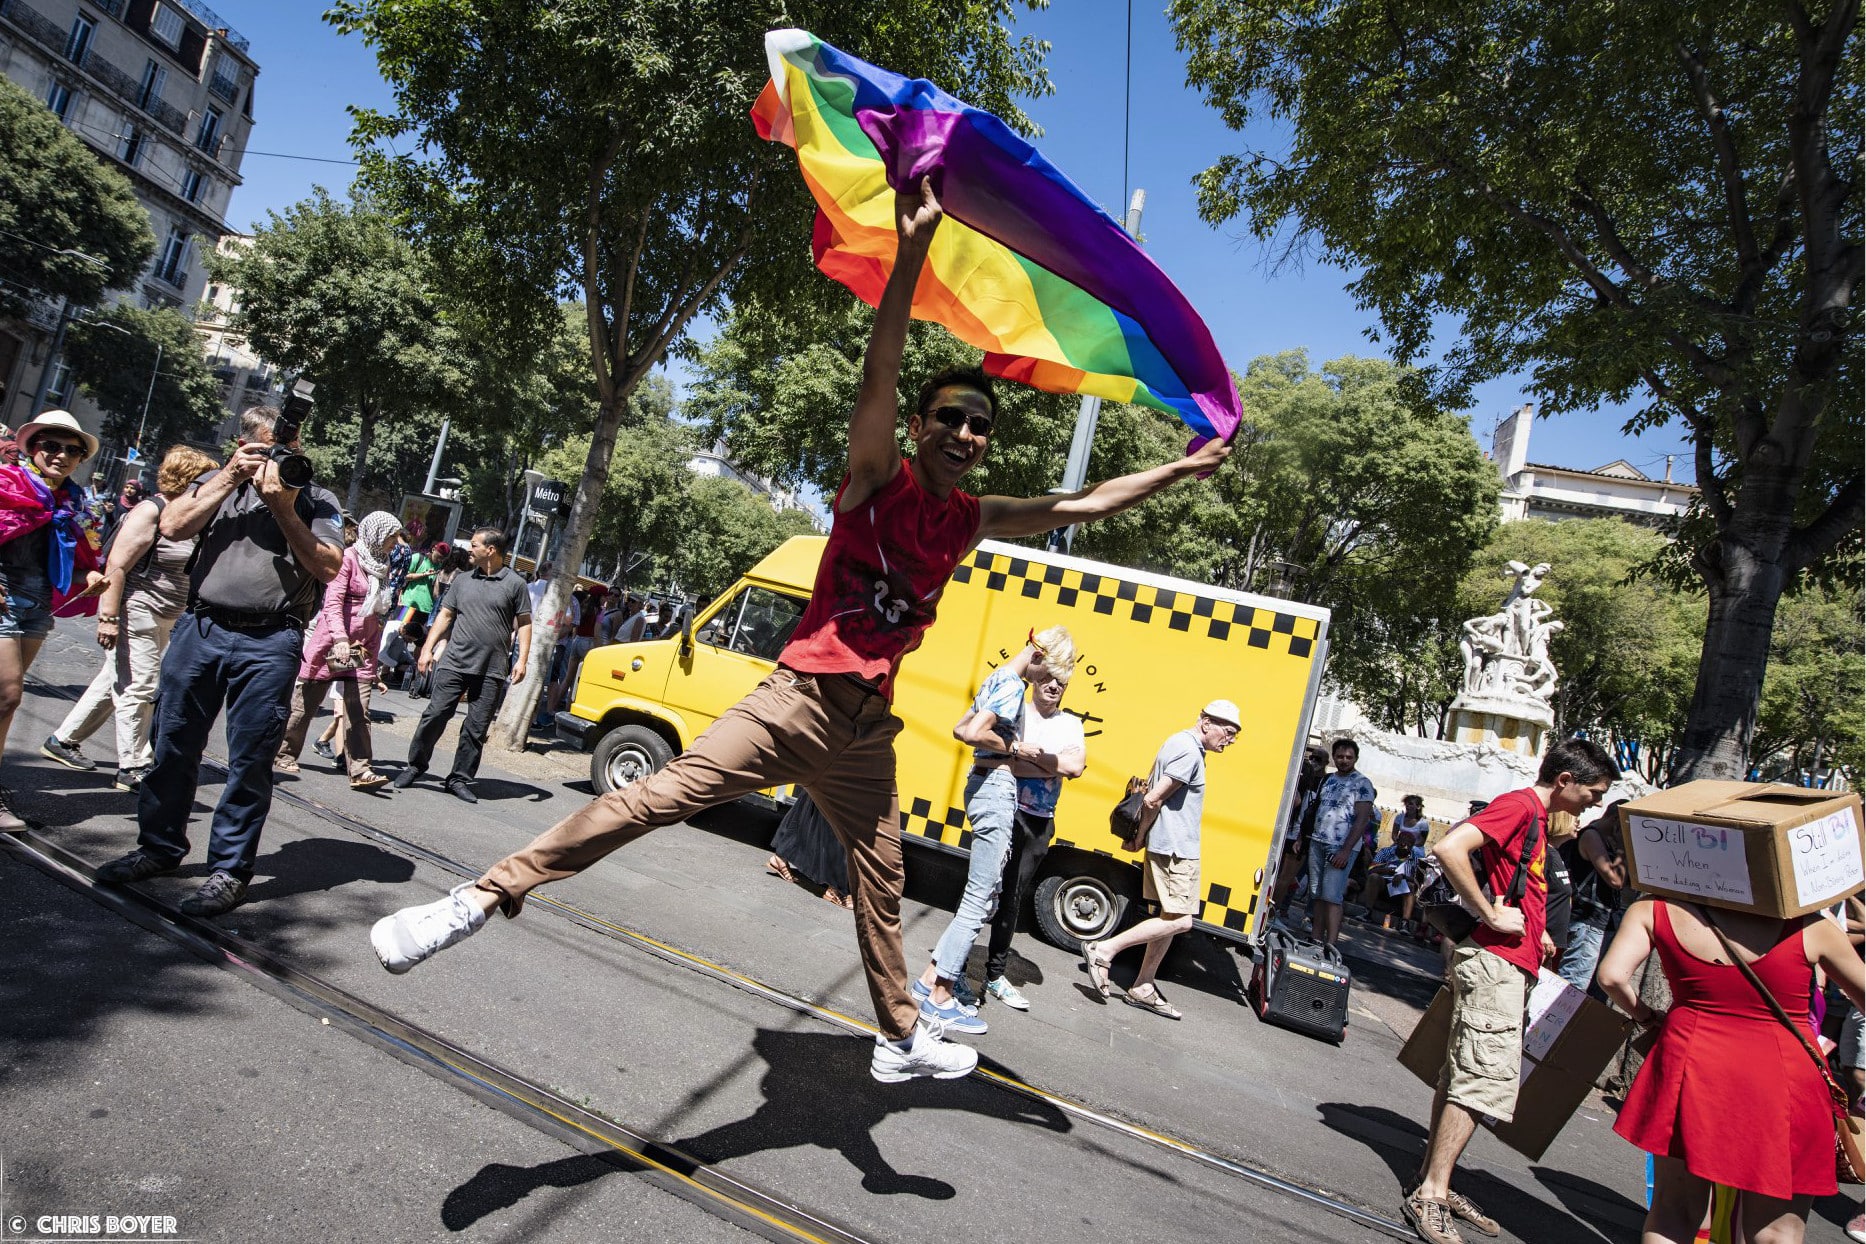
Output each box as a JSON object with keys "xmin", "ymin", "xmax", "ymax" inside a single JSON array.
[{"xmin": 298, "ymin": 548, "xmax": 384, "ymax": 682}]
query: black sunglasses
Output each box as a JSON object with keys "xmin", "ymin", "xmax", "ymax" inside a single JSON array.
[
  {"xmin": 927, "ymin": 405, "xmax": 994, "ymax": 437},
  {"xmin": 33, "ymin": 438, "xmax": 86, "ymax": 458}
]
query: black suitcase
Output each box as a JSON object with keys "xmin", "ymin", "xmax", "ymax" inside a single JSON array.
[{"xmin": 1251, "ymin": 926, "xmax": 1351, "ymax": 1043}]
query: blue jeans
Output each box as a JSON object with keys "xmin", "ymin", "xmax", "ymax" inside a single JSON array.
[
  {"xmin": 0, "ymin": 566, "xmax": 54, "ymax": 639},
  {"xmin": 1557, "ymin": 917, "xmax": 1608, "ymax": 991},
  {"xmin": 136, "ymin": 613, "xmax": 302, "ymax": 880},
  {"xmin": 1307, "ymin": 837, "xmax": 1352, "ymax": 905},
  {"xmin": 931, "ymin": 766, "xmax": 1017, "ymax": 981}
]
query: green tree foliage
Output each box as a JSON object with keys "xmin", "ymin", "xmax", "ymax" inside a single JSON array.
[
  {"xmin": 63, "ymin": 304, "xmax": 222, "ymax": 454},
  {"xmin": 0, "ymin": 77, "xmax": 152, "ymax": 316},
  {"xmin": 204, "ymin": 188, "xmax": 460, "ymax": 513},
  {"xmin": 329, "ymin": 0, "xmax": 1053, "ymax": 746},
  {"xmin": 1455, "ymin": 521, "xmax": 1705, "ymax": 778},
  {"xmin": 664, "ymin": 474, "xmax": 821, "ymax": 604},
  {"xmin": 1752, "ymin": 581, "xmax": 1864, "ymax": 786},
  {"xmin": 1173, "ymin": 0, "xmax": 1863, "ymax": 779}
]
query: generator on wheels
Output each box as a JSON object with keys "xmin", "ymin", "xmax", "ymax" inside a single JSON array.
[{"xmin": 1251, "ymin": 925, "xmax": 1351, "ymax": 1043}]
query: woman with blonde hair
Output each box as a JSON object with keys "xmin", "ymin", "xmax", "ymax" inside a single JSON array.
[
  {"xmin": 276, "ymin": 511, "xmax": 400, "ymax": 790},
  {"xmin": 914, "ymin": 625, "xmax": 1076, "ymax": 1031},
  {"xmin": 42, "ymin": 445, "xmax": 219, "ymax": 791}
]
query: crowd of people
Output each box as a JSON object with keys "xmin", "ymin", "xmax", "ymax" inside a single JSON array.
[{"xmin": 3, "ymin": 177, "xmax": 1861, "ymax": 1244}]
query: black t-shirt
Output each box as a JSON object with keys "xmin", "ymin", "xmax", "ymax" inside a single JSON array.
[
  {"xmin": 188, "ymin": 473, "xmax": 345, "ymax": 620},
  {"xmin": 1544, "ymin": 838, "xmax": 1574, "ymax": 949},
  {"xmin": 437, "ymin": 564, "xmax": 530, "ymax": 675}
]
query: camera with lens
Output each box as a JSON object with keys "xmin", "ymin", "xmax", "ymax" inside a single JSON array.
[{"xmin": 268, "ymin": 378, "xmax": 316, "ymax": 489}]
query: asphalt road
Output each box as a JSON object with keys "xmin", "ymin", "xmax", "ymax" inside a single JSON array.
[{"xmin": 3, "ymin": 627, "xmax": 1857, "ymax": 1243}]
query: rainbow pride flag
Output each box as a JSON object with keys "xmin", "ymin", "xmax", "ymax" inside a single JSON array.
[{"xmin": 753, "ymin": 29, "xmax": 1240, "ymax": 449}]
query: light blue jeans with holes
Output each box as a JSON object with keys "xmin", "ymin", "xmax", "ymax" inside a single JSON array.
[{"xmin": 931, "ymin": 766, "xmax": 1017, "ymax": 982}]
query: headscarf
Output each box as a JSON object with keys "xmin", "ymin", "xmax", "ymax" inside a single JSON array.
[{"xmin": 354, "ymin": 511, "xmax": 402, "ymax": 616}]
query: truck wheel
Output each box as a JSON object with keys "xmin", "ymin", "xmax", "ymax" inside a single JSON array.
[
  {"xmin": 591, "ymin": 725, "xmax": 674, "ymax": 794},
  {"xmin": 1033, "ymin": 868, "xmax": 1131, "ymax": 950}
]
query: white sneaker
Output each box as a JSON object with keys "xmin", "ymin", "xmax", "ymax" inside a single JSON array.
[
  {"xmin": 371, "ymin": 884, "xmax": 488, "ymax": 974},
  {"xmin": 870, "ymin": 1022, "xmax": 979, "ymax": 1083}
]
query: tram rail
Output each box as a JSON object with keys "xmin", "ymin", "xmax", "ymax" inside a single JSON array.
[{"xmin": 14, "ymin": 668, "xmax": 1415, "ymax": 1241}]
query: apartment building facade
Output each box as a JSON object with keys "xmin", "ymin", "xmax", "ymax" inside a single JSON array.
[{"xmin": 0, "ymin": 0, "xmax": 255, "ymax": 447}]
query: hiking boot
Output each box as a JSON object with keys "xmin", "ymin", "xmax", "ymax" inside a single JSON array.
[
  {"xmin": 1403, "ymin": 1191, "xmax": 1465, "ymax": 1244},
  {"xmin": 95, "ymin": 849, "xmax": 180, "ymax": 884},
  {"xmin": 179, "ymin": 870, "xmax": 248, "ymax": 917},
  {"xmin": 869, "ymin": 1023, "xmax": 979, "ymax": 1083},
  {"xmin": 985, "ymin": 977, "xmax": 1030, "ymax": 1010},
  {"xmin": 1446, "ymin": 1190, "xmax": 1498, "ymax": 1237},
  {"xmin": 445, "ymin": 777, "xmax": 479, "ymax": 804},
  {"xmin": 114, "ymin": 766, "xmax": 151, "ymax": 793},
  {"xmin": 390, "ymin": 765, "xmax": 423, "ymax": 790},
  {"xmin": 371, "ymin": 883, "xmax": 489, "ymax": 974},
  {"xmin": 41, "ymin": 735, "xmax": 96, "ymax": 771}
]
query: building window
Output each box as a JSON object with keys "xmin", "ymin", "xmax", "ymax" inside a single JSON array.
[
  {"xmin": 155, "ymin": 226, "xmax": 192, "ymax": 286},
  {"xmin": 65, "ymin": 15, "xmax": 95, "ymax": 65},
  {"xmin": 118, "ymin": 124, "xmax": 146, "ymax": 167},
  {"xmin": 45, "ymin": 80, "xmax": 74, "ymax": 121},
  {"xmin": 46, "ymin": 360, "xmax": 73, "ymax": 406},
  {"xmin": 149, "ymin": 3, "xmax": 185, "ymax": 50},
  {"xmin": 180, "ymin": 168, "xmax": 204, "ymax": 203},
  {"xmin": 138, "ymin": 60, "xmax": 168, "ymax": 111},
  {"xmin": 195, "ymin": 106, "xmax": 222, "ymax": 155}
]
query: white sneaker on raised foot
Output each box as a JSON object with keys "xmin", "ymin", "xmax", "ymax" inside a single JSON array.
[
  {"xmin": 869, "ymin": 1022, "xmax": 979, "ymax": 1083},
  {"xmin": 371, "ymin": 884, "xmax": 488, "ymax": 974}
]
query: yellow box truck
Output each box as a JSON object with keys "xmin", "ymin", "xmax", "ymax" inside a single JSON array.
[{"xmin": 557, "ymin": 536, "xmax": 1329, "ymax": 948}]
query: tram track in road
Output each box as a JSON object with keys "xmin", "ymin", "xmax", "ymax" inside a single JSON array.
[{"xmin": 17, "ymin": 664, "xmax": 1414, "ymax": 1241}]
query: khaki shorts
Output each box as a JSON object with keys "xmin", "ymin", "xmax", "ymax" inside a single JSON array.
[
  {"xmin": 1438, "ymin": 942, "xmax": 1529, "ymax": 1121},
  {"xmin": 1143, "ymin": 851, "xmax": 1200, "ymax": 917}
]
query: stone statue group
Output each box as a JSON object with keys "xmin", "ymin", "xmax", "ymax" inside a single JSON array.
[{"xmin": 1459, "ymin": 560, "xmax": 1564, "ymax": 709}]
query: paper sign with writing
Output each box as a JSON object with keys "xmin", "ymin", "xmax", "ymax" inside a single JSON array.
[
  {"xmin": 1628, "ymin": 813, "xmax": 1753, "ymax": 903},
  {"xmin": 1522, "ymin": 971, "xmax": 1586, "ymax": 1063},
  {"xmin": 1789, "ymin": 807, "xmax": 1864, "ymax": 906}
]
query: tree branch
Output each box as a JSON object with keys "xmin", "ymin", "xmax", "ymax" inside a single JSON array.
[
  {"xmin": 1673, "ymin": 41, "xmax": 1764, "ymax": 286},
  {"xmin": 1785, "ymin": 472, "xmax": 1864, "ymax": 574}
]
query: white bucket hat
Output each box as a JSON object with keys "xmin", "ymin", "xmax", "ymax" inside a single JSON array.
[
  {"xmin": 18, "ymin": 409, "xmax": 99, "ymax": 463},
  {"xmin": 1202, "ymin": 699, "xmax": 1242, "ymax": 728}
]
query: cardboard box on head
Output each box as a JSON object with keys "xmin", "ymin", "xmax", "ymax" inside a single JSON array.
[{"xmin": 1618, "ymin": 782, "xmax": 1865, "ymax": 919}]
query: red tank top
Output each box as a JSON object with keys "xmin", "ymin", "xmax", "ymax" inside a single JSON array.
[{"xmin": 779, "ymin": 460, "xmax": 980, "ymax": 698}]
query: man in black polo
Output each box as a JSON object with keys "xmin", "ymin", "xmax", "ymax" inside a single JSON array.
[
  {"xmin": 392, "ymin": 527, "xmax": 530, "ymax": 803},
  {"xmin": 96, "ymin": 407, "xmax": 344, "ymax": 917}
]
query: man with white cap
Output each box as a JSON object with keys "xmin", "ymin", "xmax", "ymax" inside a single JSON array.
[{"xmin": 1081, "ymin": 698, "xmax": 1241, "ymax": 1019}]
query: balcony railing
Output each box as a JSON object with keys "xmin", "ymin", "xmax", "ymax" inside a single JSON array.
[
  {"xmin": 0, "ymin": 1, "xmax": 188, "ymax": 136},
  {"xmin": 166, "ymin": 0, "xmax": 248, "ymax": 53},
  {"xmin": 207, "ymin": 72, "xmax": 238, "ymax": 103},
  {"xmin": 0, "ymin": 1, "xmax": 69, "ymax": 60}
]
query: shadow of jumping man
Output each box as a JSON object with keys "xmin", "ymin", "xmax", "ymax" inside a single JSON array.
[{"xmin": 441, "ymin": 1027, "xmax": 1071, "ymax": 1230}]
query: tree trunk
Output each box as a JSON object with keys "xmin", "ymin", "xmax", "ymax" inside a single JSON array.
[
  {"xmin": 492, "ymin": 389, "xmax": 631, "ymax": 752},
  {"xmin": 344, "ymin": 400, "xmax": 378, "ymax": 516},
  {"xmin": 1671, "ymin": 533, "xmax": 1789, "ymax": 781}
]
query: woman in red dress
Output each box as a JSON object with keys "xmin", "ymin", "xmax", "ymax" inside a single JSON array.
[{"xmin": 1600, "ymin": 897, "xmax": 1864, "ymax": 1244}]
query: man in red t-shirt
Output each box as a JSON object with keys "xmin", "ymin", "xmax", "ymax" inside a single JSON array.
[
  {"xmin": 1403, "ymin": 737, "xmax": 1615, "ymax": 1244},
  {"xmin": 369, "ymin": 178, "xmax": 1232, "ymax": 1084}
]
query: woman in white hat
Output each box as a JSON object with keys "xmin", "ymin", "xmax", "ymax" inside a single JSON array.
[{"xmin": 0, "ymin": 410, "xmax": 105, "ymax": 827}]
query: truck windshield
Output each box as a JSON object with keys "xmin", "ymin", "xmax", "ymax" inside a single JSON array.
[{"xmin": 695, "ymin": 586, "xmax": 807, "ymax": 662}]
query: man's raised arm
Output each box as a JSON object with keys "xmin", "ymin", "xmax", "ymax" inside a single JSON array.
[
  {"xmin": 843, "ymin": 178, "xmax": 943, "ymax": 511},
  {"xmin": 975, "ymin": 436, "xmax": 1231, "ymax": 541}
]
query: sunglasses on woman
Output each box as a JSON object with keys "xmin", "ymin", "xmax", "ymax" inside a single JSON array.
[
  {"xmin": 926, "ymin": 405, "xmax": 994, "ymax": 438},
  {"xmin": 33, "ymin": 438, "xmax": 86, "ymax": 459}
]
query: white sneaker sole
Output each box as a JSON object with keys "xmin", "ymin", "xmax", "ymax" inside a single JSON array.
[
  {"xmin": 370, "ymin": 914, "xmax": 419, "ymax": 974},
  {"xmin": 870, "ymin": 1056, "xmax": 977, "ymax": 1083}
]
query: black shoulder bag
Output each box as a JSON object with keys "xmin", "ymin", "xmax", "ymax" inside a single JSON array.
[{"xmin": 1416, "ymin": 814, "xmax": 1542, "ymax": 944}]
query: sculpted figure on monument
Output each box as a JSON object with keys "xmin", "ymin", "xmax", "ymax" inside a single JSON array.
[{"xmin": 1457, "ymin": 561, "xmax": 1560, "ymax": 710}]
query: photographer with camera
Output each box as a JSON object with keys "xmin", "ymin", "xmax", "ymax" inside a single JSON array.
[{"xmin": 95, "ymin": 399, "xmax": 344, "ymax": 917}]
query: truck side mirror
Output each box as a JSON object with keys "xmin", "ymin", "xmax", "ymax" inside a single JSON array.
[{"xmin": 679, "ymin": 610, "xmax": 693, "ymax": 658}]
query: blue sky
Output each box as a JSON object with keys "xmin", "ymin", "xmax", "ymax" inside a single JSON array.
[{"xmin": 211, "ymin": 1, "xmax": 1696, "ymax": 483}]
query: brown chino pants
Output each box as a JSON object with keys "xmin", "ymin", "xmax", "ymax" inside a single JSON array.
[{"xmin": 479, "ymin": 667, "xmax": 920, "ymax": 1040}]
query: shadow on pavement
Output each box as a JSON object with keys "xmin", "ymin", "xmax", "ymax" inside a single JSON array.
[
  {"xmin": 1315, "ymin": 1102, "xmax": 1618, "ymax": 1244},
  {"xmin": 442, "ymin": 1153, "xmax": 651, "ymax": 1233},
  {"xmin": 470, "ymin": 777, "xmax": 556, "ymax": 803},
  {"xmin": 1529, "ymin": 1165, "xmax": 1648, "ymax": 1240},
  {"xmin": 240, "ymin": 836, "xmax": 416, "ymax": 905}
]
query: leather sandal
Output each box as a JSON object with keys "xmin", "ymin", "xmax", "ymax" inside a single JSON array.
[
  {"xmin": 1080, "ymin": 940, "xmax": 1111, "ymax": 997},
  {"xmin": 765, "ymin": 855, "xmax": 796, "ymax": 883},
  {"xmin": 822, "ymin": 887, "xmax": 855, "ymax": 910},
  {"xmin": 1122, "ymin": 983, "xmax": 1182, "ymax": 1020}
]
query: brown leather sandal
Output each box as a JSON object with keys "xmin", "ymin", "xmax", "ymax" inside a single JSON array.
[
  {"xmin": 765, "ymin": 855, "xmax": 796, "ymax": 883},
  {"xmin": 1121, "ymin": 983, "xmax": 1182, "ymax": 1020}
]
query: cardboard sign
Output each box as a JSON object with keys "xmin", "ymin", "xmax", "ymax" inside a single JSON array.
[
  {"xmin": 1788, "ymin": 806, "xmax": 1865, "ymax": 908},
  {"xmin": 1625, "ymin": 813, "xmax": 1754, "ymax": 905}
]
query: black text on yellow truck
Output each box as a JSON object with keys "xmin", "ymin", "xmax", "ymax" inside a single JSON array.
[{"xmin": 556, "ymin": 536, "xmax": 1329, "ymax": 950}]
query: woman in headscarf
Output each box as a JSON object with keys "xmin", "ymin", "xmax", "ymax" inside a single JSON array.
[
  {"xmin": 0, "ymin": 410, "xmax": 104, "ymax": 828},
  {"xmin": 276, "ymin": 510, "xmax": 400, "ymax": 791}
]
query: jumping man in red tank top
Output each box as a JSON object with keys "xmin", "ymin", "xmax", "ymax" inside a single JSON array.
[{"xmin": 368, "ymin": 178, "xmax": 1234, "ymax": 1083}]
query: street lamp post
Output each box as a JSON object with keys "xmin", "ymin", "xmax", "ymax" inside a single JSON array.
[{"xmin": 85, "ymin": 321, "xmax": 163, "ymax": 479}]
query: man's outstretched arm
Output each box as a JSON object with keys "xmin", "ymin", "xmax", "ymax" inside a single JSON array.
[
  {"xmin": 975, "ymin": 436, "xmax": 1231, "ymax": 540},
  {"xmin": 844, "ymin": 178, "xmax": 942, "ymax": 512}
]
